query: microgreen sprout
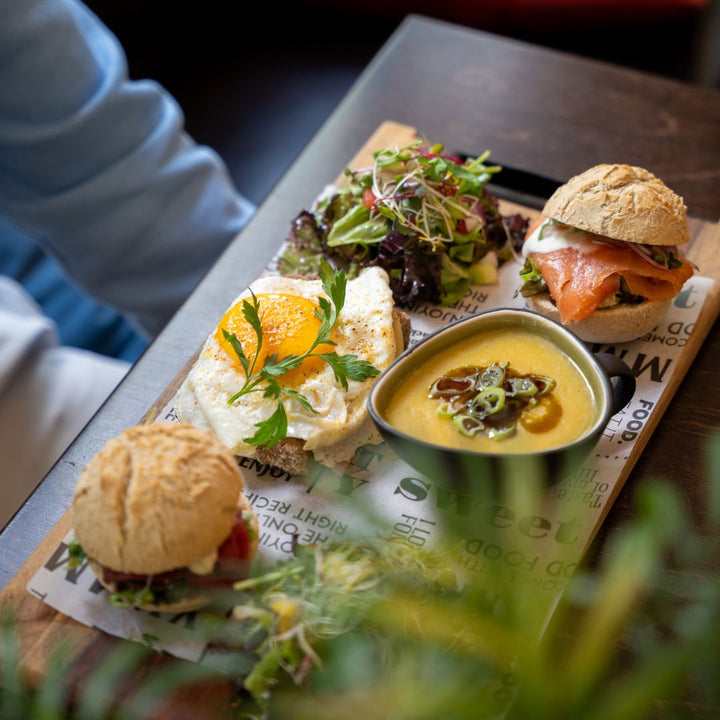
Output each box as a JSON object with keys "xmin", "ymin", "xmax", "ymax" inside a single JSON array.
[
  {"xmin": 228, "ymin": 536, "xmax": 460, "ymax": 708},
  {"xmin": 366, "ymin": 141, "xmax": 502, "ymax": 251}
]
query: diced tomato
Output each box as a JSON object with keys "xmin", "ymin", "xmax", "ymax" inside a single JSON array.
[
  {"xmin": 217, "ymin": 512, "xmax": 252, "ymax": 561},
  {"xmin": 362, "ymin": 188, "xmax": 377, "ymax": 209},
  {"xmin": 187, "ymin": 513, "xmax": 254, "ymax": 587}
]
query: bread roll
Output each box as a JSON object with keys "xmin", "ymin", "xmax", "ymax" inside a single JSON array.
[
  {"xmin": 72, "ymin": 423, "xmax": 247, "ymax": 575},
  {"xmin": 543, "ymin": 163, "xmax": 689, "ymax": 246},
  {"xmin": 86, "ymin": 491, "xmax": 259, "ymax": 614}
]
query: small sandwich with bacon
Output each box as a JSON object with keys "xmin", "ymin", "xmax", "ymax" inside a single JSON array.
[
  {"xmin": 517, "ymin": 163, "xmax": 695, "ymax": 343},
  {"xmin": 71, "ymin": 423, "xmax": 258, "ymax": 613}
]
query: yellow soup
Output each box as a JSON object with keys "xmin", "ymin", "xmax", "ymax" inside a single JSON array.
[{"xmin": 383, "ymin": 327, "xmax": 597, "ymax": 454}]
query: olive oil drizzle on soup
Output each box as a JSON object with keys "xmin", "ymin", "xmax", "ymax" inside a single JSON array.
[{"xmin": 384, "ymin": 328, "xmax": 596, "ymax": 454}]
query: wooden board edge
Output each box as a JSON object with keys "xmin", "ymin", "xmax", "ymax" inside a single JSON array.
[
  {"xmin": 576, "ymin": 271, "xmax": 720, "ymax": 551},
  {"xmin": 141, "ymin": 348, "xmax": 201, "ymax": 424},
  {"xmin": 4, "ymin": 118, "xmax": 720, "ymax": 689}
]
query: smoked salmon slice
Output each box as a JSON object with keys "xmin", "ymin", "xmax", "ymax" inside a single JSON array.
[{"xmin": 530, "ymin": 245, "xmax": 694, "ymax": 324}]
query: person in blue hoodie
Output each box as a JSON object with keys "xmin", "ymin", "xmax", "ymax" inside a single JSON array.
[{"xmin": 0, "ymin": 0, "xmax": 255, "ymax": 527}]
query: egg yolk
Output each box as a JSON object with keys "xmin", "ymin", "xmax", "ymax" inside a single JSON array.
[{"xmin": 216, "ymin": 293, "xmax": 335, "ymax": 386}]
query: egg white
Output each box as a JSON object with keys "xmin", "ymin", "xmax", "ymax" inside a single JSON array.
[{"xmin": 174, "ymin": 267, "xmax": 398, "ymax": 467}]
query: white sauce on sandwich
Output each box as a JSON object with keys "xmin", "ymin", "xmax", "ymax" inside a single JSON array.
[
  {"xmin": 187, "ymin": 549, "xmax": 218, "ymax": 575},
  {"xmin": 522, "ymin": 220, "xmax": 608, "ymax": 257}
]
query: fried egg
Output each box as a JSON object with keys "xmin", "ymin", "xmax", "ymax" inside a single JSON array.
[{"xmin": 174, "ymin": 267, "xmax": 400, "ymax": 468}]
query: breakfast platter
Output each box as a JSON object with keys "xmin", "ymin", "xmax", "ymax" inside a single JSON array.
[{"xmin": 3, "ymin": 121, "xmax": 720, "ymax": 697}]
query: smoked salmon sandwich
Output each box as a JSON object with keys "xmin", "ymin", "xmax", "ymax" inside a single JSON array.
[{"xmin": 516, "ymin": 163, "xmax": 695, "ymax": 343}]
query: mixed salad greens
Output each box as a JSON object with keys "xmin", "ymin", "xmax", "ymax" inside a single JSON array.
[{"xmin": 279, "ymin": 141, "xmax": 529, "ymax": 307}]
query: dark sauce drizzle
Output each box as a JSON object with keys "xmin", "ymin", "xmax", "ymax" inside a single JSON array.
[{"xmin": 428, "ymin": 362, "xmax": 560, "ymax": 440}]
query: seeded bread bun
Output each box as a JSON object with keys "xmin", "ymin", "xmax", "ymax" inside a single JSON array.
[
  {"xmin": 72, "ymin": 423, "xmax": 247, "ymax": 575},
  {"xmin": 543, "ymin": 163, "xmax": 689, "ymax": 246},
  {"xmin": 527, "ymin": 295, "xmax": 672, "ymax": 345}
]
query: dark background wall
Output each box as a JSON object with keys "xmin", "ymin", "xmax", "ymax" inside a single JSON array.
[{"xmin": 84, "ymin": 0, "xmax": 718, "ymax": 207}]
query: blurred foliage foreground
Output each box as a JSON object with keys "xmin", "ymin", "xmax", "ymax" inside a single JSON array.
[{"xmin": 3, "ymin": 433, "xmax": 720, "ymax": 720}]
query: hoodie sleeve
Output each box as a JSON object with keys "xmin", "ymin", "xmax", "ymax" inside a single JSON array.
[
  {"xmin": 0, "ymin": 0, "xmax": 255, "ymax": 338},
  {"xmin": 0, "ymin": 277, "xmax": 130, "ymax": 527}
]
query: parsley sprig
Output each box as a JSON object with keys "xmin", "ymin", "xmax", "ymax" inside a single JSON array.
[{"xmin": 223, "ymin": 263, "xmax": 380, "ymax": 449}]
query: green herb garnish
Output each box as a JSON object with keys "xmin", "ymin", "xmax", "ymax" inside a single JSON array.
[
  {"xmin": 667, "ymin": 251, "xmax": 683, "ymax": 269},
  {"xmin": 642, "ymin": 245, "xmax": 685, "ymax": 270},
  {"xmin": 66, "ymin": 538, "xmax": 87, "ymax": 569},
  {"xmin": 429, "ymin": 363, "xmax": 559, "ymax": 439},
  {"xmin": 224, "ymin": 262, "xmax": 380, "ymax": 449},
  {"xmin": 364, "ymin": 143, "xmax": 502, "ymax": 251}
]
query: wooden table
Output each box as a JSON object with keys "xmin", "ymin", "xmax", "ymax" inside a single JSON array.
[{"xmin": 2, "ymin": 13, "xmax": 720, "ymax": 715}]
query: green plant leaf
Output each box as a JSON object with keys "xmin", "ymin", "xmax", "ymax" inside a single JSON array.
[
  {"xmin": 315, "ymin": 352, "xmax": 380, "ymax": 391},
  {"xmin": 74, "ymin": 642, "xmax": 149, "ymax": 720}
]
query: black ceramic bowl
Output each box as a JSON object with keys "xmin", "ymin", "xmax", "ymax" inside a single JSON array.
[{"xmin": 368, "ymin": 307, "xmax": 635, "ymax": 494}]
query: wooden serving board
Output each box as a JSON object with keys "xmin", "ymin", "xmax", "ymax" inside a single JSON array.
[{"xmin": 2, "ymin": 121, "xmax": 720, "ymax": 702}]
